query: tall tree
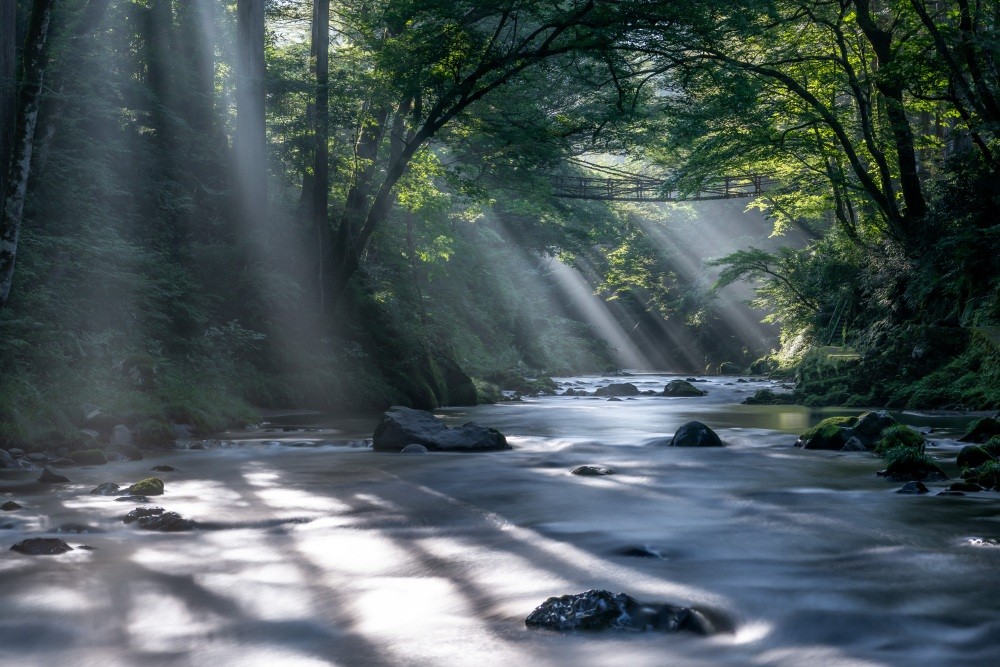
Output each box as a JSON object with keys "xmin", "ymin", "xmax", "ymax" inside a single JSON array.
[
  {"xmin": 0, "ymin": 0, "xmax": 53, "ymax": 307},
  {"xmin": 0, "ymin": 0, "xmax": 14, "ymax": 199},
  {"xmin": 236, "ymin": 0, "xmax": 266, "ymax": 232},
  {"xmin": 314, "ymin": 0, "xmax": 330, "ymax": 308}
]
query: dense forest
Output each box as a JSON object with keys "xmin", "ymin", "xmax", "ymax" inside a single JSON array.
[{"xmin": 1, "ymin": 0, "xmax": 998, "ymax": 446}]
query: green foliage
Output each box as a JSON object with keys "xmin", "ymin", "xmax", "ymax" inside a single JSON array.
[
  {"xmin": 875, "ymin": 426, "xmax": 926, "ymax": 457},
  {"xmin": 963, "ymin": 460, "xmax": 1000, "ymax": 491}
]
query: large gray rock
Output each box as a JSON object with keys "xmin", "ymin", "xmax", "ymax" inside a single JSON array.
[
  {"xmin": 110, "ymin": 424, "xmax": 133, "ymax": 446},
  {"xmin": 669, "ymin": 421, "xmax": 724, "ymax": 447},
  {"xmin": 0, "ymin": 449, "xmax": 17, "ymax": 469},
  {"xmin": 372, "ymin": 407, "xmax": 510, "ymax": 453}
]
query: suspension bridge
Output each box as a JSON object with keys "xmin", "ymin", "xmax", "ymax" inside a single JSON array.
[{"xmin": 551, "ymin": 160, "xmax": 775, "ymax": 202}]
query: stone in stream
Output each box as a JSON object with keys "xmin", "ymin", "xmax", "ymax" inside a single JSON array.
[
  {"xmin": 958, "ymin": 418, "xmax": 1000, "ymax": 444},
  {"xmin": 525, "ymin": 589, "xmax": 716, "ymax": 634},
  {"xmin": 108, "ymin": 444, "xmax": 144, "ymax": 461},
  {"xmin": 127, "ymin": 477, "xmax": 164, "ymax": 496},
  {"xmin": 1, "ymin": 501, "xmax": 22, "ymax": 511},
  {"xmin": 37, "ymin": 466, "xmax": 70, "ymax": 484},
  {"xmin": 90, "ymin": 482, "xmax": 121, "ymax": 496},
  {"xmin": 896, "ymin": 481, "xmax": 929, "ymax": 494},
  {"xmin": 110, "ymin": 424, "xmax": 133, "ymax": 446},
  {"xmin": 150, "ymin": 464, "xmax": 176, "ymax": 472},
  {"xmin": 607, "ymin": 397, "xmax": 622, "ymax": 402},
  {"xmin": 372, "ymin": 406, "xmax": 510, "ymax": 453},
  {"xmin": 661, "ymin": 380, "xmax": 706, "ymax": 397},
  {"xmin": 795, "ymin": 416, "xmax": 858, "ymax": 450},
  {"xmin": 850, "ymin": 411, "xmax": 899, "ymax": 449},
  {"xmin": 0, "ymin": 449, "xmax": 18, "ymax": 469},
  {"xmin": 949, "ymin": 481, "xmax": 983, "ymax": 493},
  {"xmin": 10, "ymin": 538, "xmax": 74, "ymax": 555},
  {"xmin": 122, "ymin": 507, "xmax": 164, "ymax": 524},
  {"xmin": 877, "ymin": 458, "xmax": 947, "ymax": 483},
  {"xmin": 617, "ymin": 546, "xmax": 664, "ymax": 559},
  {"xmin": 57, "ymin": 522, "xmax": 102, "ymax": 534},
  {"xmin": 957, "ymin": 445, "xmax": 995, "ymax": 470},
  {"xmin": 136, "ymin": 511, "xmax": 194, "ymax": 532},
  {"xmin": 669, "ymin": 421, "xmax": 724, "ymax": 448},
  {"xmin": 116, "ymin": 495, "xmax": 150, "ymax": 503},
  {"xmin": 571, "ymin": 465, "xmax": 615, "ymax": 476},
  {"xmin": 400, "ymin": 444, "xmax": 429, "ymax": 454},
  {"xmin": 594, "ymin": 383, "xmax": 640, "ymax": 397}
]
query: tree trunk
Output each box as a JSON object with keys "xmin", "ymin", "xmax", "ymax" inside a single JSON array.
[
  {"xmin": 235, "ymin": 0, "xmax": 266, "ymax": 232},
  {"xmin": 0, "ymin": 0, "xmax": 15, "ymax": 199},
  {"xmin": 0, "ymin": 0, "xmax": 53, "ymax": 308},
  {"xmin": 313, "ymin": 0, "xmax": 330, "ymax": 310}
]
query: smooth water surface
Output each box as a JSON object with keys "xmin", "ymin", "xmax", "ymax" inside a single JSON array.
[{"xmin": 2, "ymin": 374, "xmax": 998, "ymax": 666}]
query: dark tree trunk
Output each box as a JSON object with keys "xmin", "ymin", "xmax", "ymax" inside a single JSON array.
[
  {"xmin": 0, "ymin": 0, "xmax": 15, "ymax": 199},
  {"xmin": 0, "ymin": 0, "xmax": 53, "ymax": 307},
  {"xmin": 314, "ymin": 0, "xmax": 330, "ymax": 309},
  {"xmin": 236, "ymin": 0, "xmax": 266, "ymax": 231}
]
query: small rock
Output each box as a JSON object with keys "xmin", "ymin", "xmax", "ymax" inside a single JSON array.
[
  {"xmin": 1, "ymin": 501, "xmax": 22, "ymax": 511},
  {"xmin": 28, "ymin": 453, "xmax": 47, "ymax": 463},
  {"xmin": 77, "ymin": 545, "xmax": 95, "ymax": 551},
  {"xmin": 57, "ymin": 522, "xmax": 101, "ymax": 534},
  {"xmin": 116, "ymin": 495, "xmax": 149, "ymax": 503},
  {"xmin": 10, "ymin": 538, "xmax": 73, "ymax": 555},
  {"xmin": 189, "ymin": 443, "xmax": 207, "ymax": 450},
  {"xmin": 896, "ymin": 481, "xmax": 929, "ymax": 494},
  {"xmin": 122, "ymin": 507, "xmax": 164, "ymax": 524},
  {"xmin": 7, "ymin": 448, "xmax": 25, "ymax": 458},
  {"xmin": 400, "ymin": 444, "xmax": 429, "ymax": 454},
  {"xmin": 127, "ymin": 477, "xmax": 164, "ymax": 496},
  {"xmin": 617, "ymin": 546, "xmax": 663, "ymax": 559},
  {"xmin": 662, "ymin": 380, "xmax": 707, "ymax": 397},
  {"xmin": 950, "ymin": 481, "xmax": 983, "ymax": 492},
  {"xmin": 841, "ymin": 437, "xmax": 867, "ymax": 452},
  {"xmin": 136, "ymin": 511, "xmax": 194, "ymax": 532},
  {"xmin": 150, "ymin": 465, "xmax": 176, "ymax": 472},
  {"xmin": 525, "ymin": 589, "xmax": 714, "ymax": 634},
  {"xmin": 669, "ymin": 421, "xmax": 724, "ymax": 448},
  {"xmin": 937, "ymin": 490, "xmax": 966, "ymax": 496},
  {"xmin": 38, "ymin": 466, "xmax": 70, "ymax": 484},
  {"xmin": 594, "ymin": 383, "xmax": 641, "ymax": 397},
  {"xmin": 571, "ymin": 465, "xmax": 615, "ymax": 476},
  {"xmin": 607, "ymin": 397, "xmax": 622, "ymax": 402}
]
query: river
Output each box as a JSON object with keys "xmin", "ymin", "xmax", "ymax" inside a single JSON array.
[{"xmin": 2, "ymin": 373, "xmax": 998, "ymax": 666}]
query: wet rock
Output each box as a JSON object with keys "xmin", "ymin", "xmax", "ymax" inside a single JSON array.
[
  {"xmin": 950, "ymin": 481, "xmax": 983, "ymax": 492},
  {"xmin": 372, "ymin": 406, "xmax": 510, "ymax": 453},
  {"xmin": 850, "ymin": 411, "xmax": 899, "ymax": 449},
  {"xmin": 127, "ymin": 477, "xmax": 164, "ymax": 496},
  {"xmin": 57, "ymin": 522, "xmax": 101, "ymax": 534},
  {"xmin": 77, "ymin": 545, "xmax": 95, "ymax": 551},
  {"xmin": 669, "ymin": 421, "xmax": 724, "ymax": 448},
  {"xmin": 68, "ymin": 449, "xmax": 107, "ymax": 466},
  {"xmin": 48, "ymin": 457, "xmax": 76, "ymax": 468},
  {"xmin": 617, "ymin": 546, "xmax": 663, "ymax": 559},
  {"xmin": 795, "ymin": 416, "xmax": 858, "ymax": 450},
  {"xmin": 957, "ymin": 445, "xmax": 995, "ymax": 470},
  {"xmin": 525, "ymin": 589, "xmax": 713, "ymax": 634},
  {"xmin": 607, "ymin": 397, "xmax": 622, "ymax": 402},
  {"xmin": 594, "ymin": 383, "xmax": 640, "ymax": 397},
  {"xmin": 937, "ymin": 490, "xmax": 966, "ymax": 496},
  {"xmin": 959, "ymin": 418, "xmax": 1000, "ymax": 444},
  {"xmin": 81, "ymin": 411, "xmax": 124, "ymax": 439},
  {"xmin": 571, "ymin": 465, "xmax": 615, "ymax": 476},
  {"xmin": 90, "ymin": 482, "xmax": 121, "ymax": 495},
  {"xmin": 1, "ymin": 501, "xmax": 22, "ymax": 511},
  {"xmin": 116, "ymin": 495, "xmax": 149, "ymax": 503},
  {"xmin": 400, "ymin": 444, "xmax": 429, "ymax": 454},
  {"xmin": 136, "ymin": 511, "xmax": 194, "ymax": 532},
  {"xmin": 896, "ymin": 481, "xmax": 929, "ymax": 494},
  {"xmin": 122, "ymin": 507, "xmax": 164, "ymax": 524},
  {"xmin": 0, "ymin": 449, "xmax": 17, "ymax": 469},
  {"xmin": 877, "ymin": 458, "xmax": 947, "ymax": 482},
  {"xmin": 741, "ymin": 389, "xmax": 795, "ymax": 405},
  {"xmin": 38, "ymin": 466, "xmax": 70, "ymax": 484},
  {"xmin": 189, "ymin": 442, "xmax": 207, "ymax": 450},
  {"xmin": 150, "ymin": 465, "xmax": 176, "ymax": 472},
  {"xmin": 841, "ymin": 437, "xmax": 867, "ymax": 452},
  {"xmin": 562, "ymin": 388, "xmax": 581, "ymax": 396},
  {"xmin": 662, "ymin": 380, "xmax": 707, "ymax": 397},
  {"xmin": 27, "ymin": 452, "xmax": 47, "ymax": 463},
  {"xmin": 110, "ymin": 424, "xmax": 133, "ymax": 446},
  {"xmin": 10, "ymin": 538, "xmax": 73, "ymax": 555}
]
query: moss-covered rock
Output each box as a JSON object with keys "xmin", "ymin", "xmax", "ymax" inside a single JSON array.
[
  {"xmin": 957, "ymin": 445, "xmax": 995, "ymax": 470},
  {"xmin": 874, "ymin": 425, "xmax": 926, "ymax": 455},
  {"xmin": 741, "ymin": 389, "xmax": 795, "ymax": 405},
  {"xmin": 958, "ymin": 417, "xmax": 1000, "ymax": 444},
  {"xmin": 962, "ymin": 460, "xmax": 1000, "ymax": 490},
  {"xmin": 127, "ymin": 477, "xmax": 164, "ymax": 496},
  {"xmin": 795, "ymin": 416, "xmax": 857, "ymax": 450},
  {"xmin": 983, "ymin": 436, "xmax": 1000, "ymax": 458},
  {"xmin": 68, "ymin": 449, "xmax": 108, "ymax": 466},
  {"xmin": 662, "ymin": 380, "xmax": 706, "ymax": 397},
  {"xmin": 877, "ymin": 446, "xmax": 947, "ymax": 482}
]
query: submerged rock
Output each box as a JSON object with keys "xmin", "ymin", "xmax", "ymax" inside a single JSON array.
[
  {"xmin": 57, "ymin": 522, "xmax": 102, "ymax": 534},
  {"xmin": 1, "ymin": 501, "xmax": 22, "ymax": 511},
  {"xmin": 594, "ymin": 383, "xmax": 640, "ymax": 397},
  {"xmin": 669, "ymin": 421, "xmax": 724, "ymax": 448},
  {"xmin": 617, "ymin": 546, "xmax": 664, "ymax": 559},
  {"xmin": 150, "ymin": 465, "xmax": 176, "ymax": 472},
  {"xmin": 661, "ymin": 380, "xmax": 706, "ymax": 397},
  {"xmin": 116, "ymin": 495, "xmax": 150, "ymax": 503},
  {"xmin": 372, "ymin": 406, "xmax": 510, "ymax": 453},
  {"xmin": 400, "ymin": 444, "xmax": 429, "ymax": 454},
  {"xmin": 741, "ymin": 389, "xmax": 795, "ymax": 405},
  {"xmin": 136, "ymin": 511, "xmax": 194, "ymax": 532},
  {"xmin": 525, "ymin": 589, "xmax": 714, "ymax": 634},
  {"xmin": 37, "ymin": 466, "xmax": 70, "ymax": 484},
  {"xmin": 571, "ymin": 465, "xmax": 615, "ymax": 476},
  {"xmin": 10, "ymin": 538, "xmax": 73, "ymax": 555},
  {"xmin": 122, "ymin": 507, "xmax": 164, "ymax": 524},
  {"xmin": 90, "ymin": 482, "xmax": 121, "ymax": 496},
  {"xmin": 877, "ymin": 458, "xmax": 947, "ymax": 482},
  {"xmin": 896, "ymin": 481, "xmax": 929, "ymax": 494}
]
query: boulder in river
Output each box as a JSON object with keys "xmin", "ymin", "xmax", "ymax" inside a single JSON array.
[
  {"xmin": 958, "ymin": 418, "xmax": 1000, "ymax": 444},
  {"xmin": 136, "ymin": 511, "xmax": 194, "ymax": 532},
  {"xmin": 0, "ymin": 449, "xmax": 18, "ymax": 469},
  {"xmin": 10, "ymin": 538, "xmax": 73, "ymax": 555},
  {"xmin": 525, "ymin": 589, "xmax": 715, "ymax": 634},
  {"xmin": 68, "ymin": 449, "xmax": 107, "ymax": 466},
  {"xmin": 851, "ymin": 411, "xmax": 899, "ymax": 449},
  {"xmin": 110, "ymin": 424, "xmax": 133, "ymax": 446},
  {"xmin": 957, "ymin": 445, "xmax": 995, "ymax": 470},
  {"xmin": 372, "ymin": 406, "xmax": 510, "ymax": 453},
  {"xmin": 877, "ymin": 453, "xmax": 947, "ymax": 482},
  {"xmin": 795, "ymin": 416, "xmax": 857, "ymax": 450},
  {"xmin": 90, "ymin": 482, "xmax": 121, "ymax": 495},
  {"xmin": 741, "ymin": 389, "xmax": 795, "ymax": 405},
  {"xmin": 662, "ymin": 380, "xmax": 706, "ymax": 397},
  {"xmin": 37, "ymin": 466, "xmax": 70, "ymax": 484},
  {"xmin": 1, "ymin": 501, "xmax": 22, "ymax": 511},
  {"xmin": 896, "ymin": 481, "xmax": 929, "ymax": 494},
  {"xmin": 400, "ymin": 444, "xmax": 429, "ymax": 454},
  {"xmin": 127, "ymin": 477, "xmax": 164, "ymax": 496},
  {"xmin": 150, "ymin": 464, "xmax": 176, "ymax": 472},
  {"xmin": 595, "ymin": 383, "xmax": 640, "ymax": 397},
  {"xmin": 571, "ymin": 465, "xmax": 615, "ymax": 476},
  {"xmin": 669, "ymin": 421, "xmax": 724, "ymax": 448},
  {"xmin": 122, "ymin": 506, "xmax": 165, "ymax": 524}
]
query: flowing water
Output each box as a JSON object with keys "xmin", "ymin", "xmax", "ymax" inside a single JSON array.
[{"xmin": 2, "ymin": 374, "xmax": 999, "ymax": 666}]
